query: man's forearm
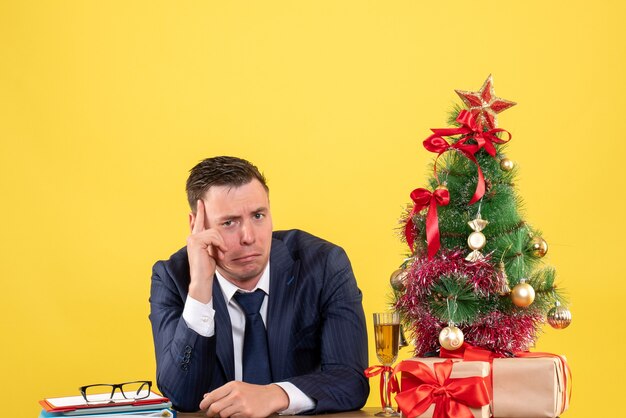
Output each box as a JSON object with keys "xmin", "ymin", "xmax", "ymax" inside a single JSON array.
[
  {"xmin": 154, "ymin": 317, "xmax": 217, "ymax": 412},
  {"xmin": 150, "ymin": 264, "xmax": 217, "ymax": 412}
]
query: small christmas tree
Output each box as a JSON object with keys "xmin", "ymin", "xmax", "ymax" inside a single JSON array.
[{"xmin": 393, "ymin": 75, "xmax": 572, "ymax": 357}]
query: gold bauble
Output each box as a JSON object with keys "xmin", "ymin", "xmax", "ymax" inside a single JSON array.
[
  {"xmin": 529, "ymin": 236, "xmax": 549, "ymax": 258},
  {"xmin": 467, "ymin": 231, "xmax": 487, "ymax": 250},
  {"xmin": 511, "ymin": 279, "xmax": 535, "ymax": 307},
  {"xmin": 435, "ymin": 184, "xmax": 449, "ymax": 192},
  {"xmin": 390, "ymin": 268, "xmax": 408, "ymax": 292},
  {"xmin": 439, "ymin": 325, "xmax": 464, "ymax": 351},
  {"xmin": 547, "ymin": 302, "xmax": 572, "ymax": 329},
  {"xmin": 500, "ymin": 158, "xmax": 515, "ymax": 171}
]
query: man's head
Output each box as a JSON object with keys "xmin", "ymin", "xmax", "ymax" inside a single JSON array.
[
  {"xmin": 186, "ymin": 156, "xmax": 269, "ymax": 213},
  {"xmin": 187, "ymin": 156, "xmax": 272, "ymax": 289}
]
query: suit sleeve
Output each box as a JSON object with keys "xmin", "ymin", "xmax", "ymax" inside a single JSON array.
[
  {"xmin": 286, "ymin": 247, "xmax": 370, "ymax": 413},
  {"xmin": 149, "ymin": 260, "xmax": 216, "ymax": 412}
]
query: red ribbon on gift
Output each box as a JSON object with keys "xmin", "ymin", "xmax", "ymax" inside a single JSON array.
[
  {"xmin": 439, "ymin": 342, "xmax": 504, "ymax": 362},
  {"xmin": 365, "ymin": 365, "xmax": 399, "ymax": 410},
  {"xmin": 439, "ymin": 342, "xmax": 503, "ymax": 399},
  {"xmin": 423, "ymin": 110, "xmax": 512, "ymax": 205},
  {"xmin": 405, "ymin": 187, "xmax": 450, "ymax": 259},
  {"xmin": 393, "ymin": 359, "xmax": 490, "ymax": 418}
]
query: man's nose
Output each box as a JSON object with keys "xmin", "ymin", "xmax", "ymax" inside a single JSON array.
[{"xmin": 240, "ymin": 220, "xmax": 255, "ymax": 245}]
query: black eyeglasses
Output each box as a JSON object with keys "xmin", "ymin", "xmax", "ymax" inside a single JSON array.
[{"xmin": 79, "ymin": 381, "xmax": 152, "ymax": 404}]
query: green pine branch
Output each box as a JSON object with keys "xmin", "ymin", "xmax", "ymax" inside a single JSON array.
[{"xmin": 427, "ymin": 274, "xmax": 490, "ymax": 324}]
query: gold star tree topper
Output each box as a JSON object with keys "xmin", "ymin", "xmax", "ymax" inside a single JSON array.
[{"xmin": 455, "ymin": 75, "xmax": 517, "ymax": 129}]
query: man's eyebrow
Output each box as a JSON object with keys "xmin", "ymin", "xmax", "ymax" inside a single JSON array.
[
  {"xmin": 216, "ymin": 207, "xmax": 268, "ymax": 221},
  {"xmin": 216, "ymin": 214, "xmax": 241, "ymax": 222}
]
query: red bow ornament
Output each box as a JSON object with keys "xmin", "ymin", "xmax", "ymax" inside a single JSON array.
[
  {"xmin": 423, "ymin": 135, "xmax": 484, "ymax": 205},
  {"xmin": 405, "ymin": 187, "xmax": 450, "ymax": 259},
  {"xmin": 393, "ymin": 360, "xmax": 491, "ymax": 418},
  {"xmin": 422, "ymin": 110, "xmax": 511, "ymax": 205},
  {"xmin": 456, "ymin": 110, "xmax": 511, "ymax": 157}
]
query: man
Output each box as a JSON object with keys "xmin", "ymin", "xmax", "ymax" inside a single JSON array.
[{"xmin": 149, "ymin": 156, "xmax": 369, "ymax": 416}]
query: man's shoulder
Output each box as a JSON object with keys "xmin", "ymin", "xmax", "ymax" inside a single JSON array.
[
  {"xmin": 272, "ymin": 229, "xmax": 339, "ymax": 248},
  {"xmin": 153, "ymin": 246, "xmax": 189, "ymax": 277},
  {"xmin": 161, "ymin": 246, "xmax": 188, "ymax": 263},
  {"xmin": 271, "ymin": 229, "xmax": 345, "ymax": 260}
]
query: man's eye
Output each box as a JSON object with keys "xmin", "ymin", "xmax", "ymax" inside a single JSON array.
[
  {"xmin": 222, "ymin": 220, "xmax": 233, "ymax": 227},
  {"xmin": 254, "ymin": 213, "xmax": 265, "ymax": 220}
]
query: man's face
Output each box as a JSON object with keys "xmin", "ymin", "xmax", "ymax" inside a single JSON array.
[{"xmin": 201, "ymin": 179, "xmax": 273, "ymax": 288}]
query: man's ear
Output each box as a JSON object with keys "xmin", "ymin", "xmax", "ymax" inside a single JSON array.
[{"xmin": 189, "ymin": 212, "xmax": 195, "ymax": 233}]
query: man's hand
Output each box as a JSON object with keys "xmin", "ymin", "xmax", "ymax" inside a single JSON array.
[
  {"xmin": 187, "ymin": 199, "xmax": 228, "ymax": 303},
  {"xmin": 199, "ymin": 382, "xmax": 289, "ymax": 418}
]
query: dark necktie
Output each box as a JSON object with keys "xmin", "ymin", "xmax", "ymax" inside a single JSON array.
[{"xmin": 233, "ymin": 289, "xmax": 272, "ymax": 384}]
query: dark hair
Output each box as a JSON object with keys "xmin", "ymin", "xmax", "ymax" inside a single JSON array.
[{"xmin": 186, "ymin": 156, "xmax": 269, "ymax": 212}]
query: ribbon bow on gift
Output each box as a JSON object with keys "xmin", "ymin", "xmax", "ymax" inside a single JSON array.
[
  {"xmin": 393, "ymin": 359, "xmax": 490, "ymax": 418},
  {"xmin": 404, "ymin": 187, "xmax": 450, "ymax": 259},
  {"xmin": 422, "ymin": 110, "xmax": 512, "ymax": 205}
]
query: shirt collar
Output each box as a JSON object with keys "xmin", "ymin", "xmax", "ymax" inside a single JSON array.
[{"xmin": 215, "ymin": 263, "xmax": 271, "ymax": 303}]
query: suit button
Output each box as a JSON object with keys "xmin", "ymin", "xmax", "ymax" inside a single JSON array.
[
  {"xmin": 185, "ymin": 345, "xmax": 192, "ymax": 354},
  {"xmin": 182, "ymin": 364, "xmax": 189, "ymax": 371}
]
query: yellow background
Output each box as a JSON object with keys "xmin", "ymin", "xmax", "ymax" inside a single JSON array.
[{"xmin": 1, "ymin": 1, "xmax": 624, "ymax": 417}]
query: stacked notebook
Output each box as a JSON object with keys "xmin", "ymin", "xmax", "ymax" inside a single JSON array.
[{"xmin": 38, "ymin": 391, "xmax": 175, "ymax": 417}]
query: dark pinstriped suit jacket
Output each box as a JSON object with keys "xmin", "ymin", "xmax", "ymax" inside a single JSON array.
[{"xmin": 149, "ymin": 229, "xmax": 369, "ymax": 413}]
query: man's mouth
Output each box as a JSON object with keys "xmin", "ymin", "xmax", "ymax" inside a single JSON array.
[{"xmin": 232, "ymin": 254, "xmax": 261, "ymax": 263}]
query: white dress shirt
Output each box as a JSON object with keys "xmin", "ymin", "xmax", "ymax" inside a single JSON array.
[{"xmin": 182, "ymin": 265, "xmax": 315, "ymax": 414}]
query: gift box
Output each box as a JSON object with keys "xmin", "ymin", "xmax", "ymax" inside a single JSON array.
[
  {"xmin": 395, "ymin": 358, "xmax": 491, "ymax": 418},
  {"xmin": 491, "ymin": 355, "xmax": 570, "ymax": 418}
]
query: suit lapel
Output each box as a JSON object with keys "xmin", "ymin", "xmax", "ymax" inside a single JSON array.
[
  {"xmin": 212, "ymin": 278, "xmax": 235, "ymax": 381},
  {"xmin": 267, "ymin": 238, "xmax": 298, "ymax": 381}
]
